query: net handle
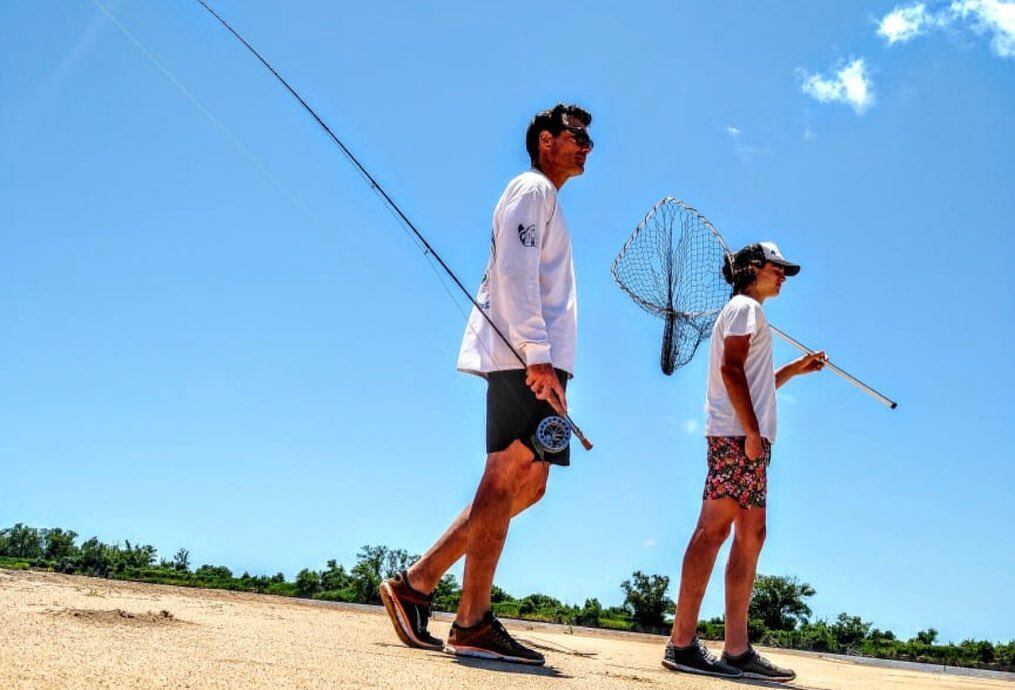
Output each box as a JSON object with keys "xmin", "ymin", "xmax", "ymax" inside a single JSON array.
[{"xmin": 769, "ymin": 325, "xmax": 898, "ymax": 409}]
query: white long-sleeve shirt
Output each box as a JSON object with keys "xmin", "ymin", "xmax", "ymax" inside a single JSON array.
[{"xmin": 457, "ymin": 169, "xmax": 577, "ymax": 378}]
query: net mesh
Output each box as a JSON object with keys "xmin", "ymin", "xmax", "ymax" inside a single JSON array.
[{"xmin": 611, "ymin": 197, "xmax": 732, "ymax": 375}]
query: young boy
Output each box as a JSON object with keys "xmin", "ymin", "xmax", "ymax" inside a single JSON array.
[{"xmin": 662, "ymin": 242, "xmax": 826, "ymax": 681}]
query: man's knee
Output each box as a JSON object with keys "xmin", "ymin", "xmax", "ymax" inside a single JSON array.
[
  {"xmin": 522, "ymin": 464, "xmax": 548, "ymax": 506},
  {"xmin": 484, "ymin": 440, "xmax": 536, "ymax": 493},
  {"xmin": 529, "ymin": 477, "xmax": 547, "ymax": 504}
]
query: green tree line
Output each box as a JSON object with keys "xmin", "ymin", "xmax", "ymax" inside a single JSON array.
[{"xmin": 1, "ymin": 523, "xmax": 1011, "ymax": 672}]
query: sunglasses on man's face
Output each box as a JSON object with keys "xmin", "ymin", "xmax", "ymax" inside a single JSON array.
[{"xmin": 563, "ymin": 126, "xmax": 594, "ymax": 150}]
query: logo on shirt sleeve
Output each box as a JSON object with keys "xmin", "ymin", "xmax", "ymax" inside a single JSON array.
[
  {"xmin": 517, "ymin": 223, "xmax": 537, "ymax": 247},
  {"xmin": 478, "ymin": 272, "xmax": 491, "ymax": 309}
]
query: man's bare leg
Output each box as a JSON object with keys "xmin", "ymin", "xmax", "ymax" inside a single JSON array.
[
  {"xmin": 405, "ymin": 443, "xmax": 548, "ymax": 594},
  {"xmin": 405, "ymin": 506, "xmax": 471, "ymax": 594},
  {"xmin": 669, "ymin": 498, "xmax": 740, "ymax": 646},
  {"xmin": 379, "ymin": 441, "xmax": 546, "ymax": 651},
  {"xmin": 723, "ymin": 506, "xmax": 766, "ymax": 655},
  {"xmin": 456, "ymin": 441, "xmax": 548, "ymax": 626}
]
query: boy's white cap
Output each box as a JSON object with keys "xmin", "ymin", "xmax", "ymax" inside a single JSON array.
[{"xmin": 757, "ymin": 241, "xmax": 800, "ymax": 276}]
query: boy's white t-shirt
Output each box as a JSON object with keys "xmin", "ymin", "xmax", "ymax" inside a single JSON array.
[{"xmin": 704, "ymin": 294, "xmax": 777, "ymax": 442}]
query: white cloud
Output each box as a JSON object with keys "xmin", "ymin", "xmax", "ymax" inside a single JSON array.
[
  {"xmin": 802, "ymin": 111, "xmax": 816, "ymax": 141},
  {"xmin": 875, "ymin": 0, "xmax": 1015, "ymax": 58},
  {"xmin": 643, "ymin": 539, "xmax": 658, "ymax": 548},
  {"xmin": 878, "ymin": 3, "xmax": 934, "ymax": 43},
  {"xmin": 952, "ymin": 0, "xmax": 1015, "ymax": 57},
  {"xmin": 777, "ymin": 392, "xmax": 798, "ymax": 404},
  {"xmin": 800, "ymin": 58, "xmax": 875, "ymax": 114},
  {"xmin": 724, "ymin": 126, "xmax": 773, "ymax": 163},
  {"xmin": 682, "ymin": 418, "xmax": 699, "ymax": 434}
]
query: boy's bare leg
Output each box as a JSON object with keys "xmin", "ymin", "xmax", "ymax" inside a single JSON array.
[
  {"xmin": 723, "ymin": 506, "xmax": 766, "ymax": 655},
  {"xmin": 669, "ymin": 498, "xmax": 740, "ymax": 646}
]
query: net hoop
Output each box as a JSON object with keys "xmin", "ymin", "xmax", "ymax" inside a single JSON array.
[
  {"xmin": 611, "ymin": 196, "xmax": 734, "ymax": 310},
  {"xmin": 612, "ymin": 197, "xmax": 739, "ymax": 375}
]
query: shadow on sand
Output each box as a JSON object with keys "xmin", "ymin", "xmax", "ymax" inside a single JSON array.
[
  {"xmin": 450, "ymin": 657, "xmax": 569, "ymax": 678},
  {"xmin": 372, "ymin": 643, "xmax": 569, "ymax": 678},
  {"xmin": 730, "ymin": 678, "xmax": 814, "ymax": 690}
]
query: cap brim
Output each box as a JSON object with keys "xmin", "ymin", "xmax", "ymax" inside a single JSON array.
[{"xmin": 773, "ymin": 261, "xmax": 800, "ymax": 276}]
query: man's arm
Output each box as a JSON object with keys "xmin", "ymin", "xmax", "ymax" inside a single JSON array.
[
  {"xmin": 775, "ymin": 352, "xmax": 827, "ymax": 389},
  {"xmin": 721, "ymin": 334, "xmax": 764, "ymax": 460}
]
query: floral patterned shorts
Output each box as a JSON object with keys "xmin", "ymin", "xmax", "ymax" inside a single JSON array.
[{"xmin": 703, "ymin": 436, "xmax": 771, "ymax": 509}]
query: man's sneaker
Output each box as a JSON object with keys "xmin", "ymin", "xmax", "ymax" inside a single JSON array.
[
  {"xmin": 661, "ymin": 638, "xmax": 743, "ymax": 678},
  {"xmin": 722, "ymin": 646, "xmax": 796, "ymax": 682},
  {"xmin": 443, "ymin": 611, "xmax": 545, "ymax": 665},
  {"xmin": 379, "ymin": 570, "xmax": 442, "ymax": 650}
]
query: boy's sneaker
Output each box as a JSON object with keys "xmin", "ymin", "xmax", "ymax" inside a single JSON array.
[
  {"xmin": 443, "ymin": 611, "xmax": 545, "ymax": 665},
  {"xmin": 661, "ymin": 638, "xmax": 743, "ymax": 678},
  {"xmin": 379, "ymin": 570, "xmax": 442, "ymax": 650},
  {"xmin": 722, "ymin": 646, "xmax": 796, "ymax": 682}
]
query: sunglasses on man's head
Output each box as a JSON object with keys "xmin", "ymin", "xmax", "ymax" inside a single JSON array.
[{"xmin": 563, "ymin": 126, "xmax": 594, "ymax": 149}]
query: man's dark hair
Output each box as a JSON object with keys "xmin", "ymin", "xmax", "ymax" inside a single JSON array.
[
  {"xmin": 722, "ymin": 244, "xmax": 766, "ymax": 296},
  {"xmin": 525, "ymin": 103, "xmax": 592, "ymax": 165}
]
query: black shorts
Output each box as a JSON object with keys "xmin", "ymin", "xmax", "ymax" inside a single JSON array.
[{"xmin": 486, "ymin": 368, "xmax": 570, "ymax": 466}]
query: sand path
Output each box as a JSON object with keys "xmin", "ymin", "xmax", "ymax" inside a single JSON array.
[{"xmin": 1, "ymin": 570, "xmax": 1009, "ymax": 689}]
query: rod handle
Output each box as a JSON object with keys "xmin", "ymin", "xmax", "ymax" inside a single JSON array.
[{"xmin": 548, "ymin": 400, "xmax": 594, "ymax": 451}]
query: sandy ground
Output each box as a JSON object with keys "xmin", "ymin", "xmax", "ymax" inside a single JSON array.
[{"xmin": 1, "ymin": 570, "xmax": 1010, "ymax": 690}]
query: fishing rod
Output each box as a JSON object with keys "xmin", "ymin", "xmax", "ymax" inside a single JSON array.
[{"xmin": 193, "ymin": 0, "xmax": 593, "ymax": 450}]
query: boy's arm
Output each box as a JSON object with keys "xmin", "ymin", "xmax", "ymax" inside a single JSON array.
[
  {"xmin": 721, "ymin": 334, "xmax": 764, "ymax": 460},
  {"xmin": 775, "ymin": 351, "xmax": 828, "ymax": 389}
]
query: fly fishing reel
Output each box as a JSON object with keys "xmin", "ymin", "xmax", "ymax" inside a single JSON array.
[{"xmin": 534, "ymin": 415, "xmax": 571, "ymax": 454}]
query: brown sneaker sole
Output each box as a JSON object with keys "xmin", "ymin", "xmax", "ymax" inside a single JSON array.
[
  {"xmin": 379, "ymin": 581, "xmax": 441, "ymax": 651},
  {"xmin": 443, "ymin": 642, "xmax": 545, "ymax": 666}
]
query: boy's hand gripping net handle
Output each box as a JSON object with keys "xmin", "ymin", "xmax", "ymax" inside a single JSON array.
[{"xmin": 769, "ymin": 325, "xmax": 897, "ymax": 410}]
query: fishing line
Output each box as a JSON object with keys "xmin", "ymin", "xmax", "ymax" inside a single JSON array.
[
  {"xmin": 191, "ymin": 0, "xmax": 593, "ymax": 450},
  {"xmin": 90, "ymin": 0, "xmax": 447, "ymax": 346},
  {"xmin": 90, "ymin": 0, "xmax": 591, "ymax": 452},
  {"xmin": 89, "ymin": 0, "xmax": 321, "ymax": 229}
]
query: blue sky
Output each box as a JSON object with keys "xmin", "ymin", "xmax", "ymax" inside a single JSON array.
[{"xmin": 2, "ymin": 1, "xmax": 1012, "ymax": 644}]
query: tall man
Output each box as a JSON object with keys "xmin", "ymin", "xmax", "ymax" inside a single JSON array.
[
  {"xmin": 662, "ymin": 242, "xmax": 826, "ymax": 682},
  {"xmin": 380, "ymin": 104, "xmax": 593, "ymax": 665}
]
